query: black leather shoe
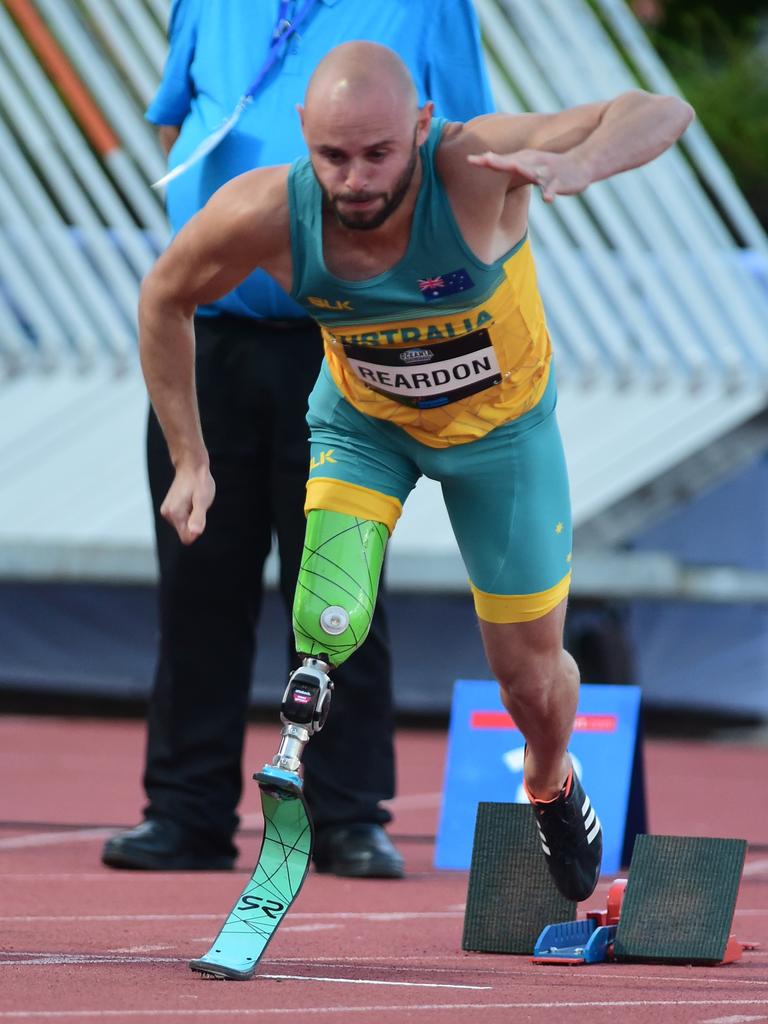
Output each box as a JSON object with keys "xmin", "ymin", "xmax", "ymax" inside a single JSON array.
[
  {"xmin": 101, "ymin": 818, "xmax": 236, "ymax": 871},
  {"xmin": 313, "ymin": 824, "xmax": 405, "ymax": 879}
]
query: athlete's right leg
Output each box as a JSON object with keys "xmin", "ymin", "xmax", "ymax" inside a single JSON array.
[
  {"xmin": 478, "ymin": 602, "xmax": 578, "ymax": 802},
  {"xmin": 433, "ymin": 376, "xmax": 601, "ymax": 900}
]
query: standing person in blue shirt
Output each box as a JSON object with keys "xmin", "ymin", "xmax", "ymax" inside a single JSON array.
[{"xmin": 102, "ymin": 0, "xmax": 494, "ymax": 876}]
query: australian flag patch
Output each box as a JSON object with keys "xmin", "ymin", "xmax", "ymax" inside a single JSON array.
[{"xmin": 417, "ymin": 267, "xmax": 475, "ymax": 302}]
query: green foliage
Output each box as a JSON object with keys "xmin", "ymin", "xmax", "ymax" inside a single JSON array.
[
  {"xmin": 649, "ymin": 8, "xmax": 768, "ymax": 227},
  {"xmin": 649, "ymin": 0, "xmax": 764, "ymax": 52}
]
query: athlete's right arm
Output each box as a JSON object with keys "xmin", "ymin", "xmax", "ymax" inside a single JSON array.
[{"xmin": 138, "ymin": 165, "xmax": 291, "ymax": 544}]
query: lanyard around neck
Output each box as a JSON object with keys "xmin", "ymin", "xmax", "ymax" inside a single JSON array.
[
  {"xmin": 245, "ymin": 0, "xmax": 320, "ymax": 101},
  {"xmin": 153, "ymin": 0, "xmax": 321, "ymax": 189}
]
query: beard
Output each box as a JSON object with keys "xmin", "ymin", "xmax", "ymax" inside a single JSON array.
[{"xmin": 323, "ymin": 138, "xmax": 419, "ymax": 231}]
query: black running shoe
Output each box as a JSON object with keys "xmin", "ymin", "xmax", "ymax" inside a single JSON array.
[{"xmin": 529, "ymin": 765, "xmax": 602, "ymax": 902}]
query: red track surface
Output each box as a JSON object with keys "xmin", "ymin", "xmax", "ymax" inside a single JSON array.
[{"xmin": 1, "ymin": 714, "xmax": 767, "ymax": 1023}]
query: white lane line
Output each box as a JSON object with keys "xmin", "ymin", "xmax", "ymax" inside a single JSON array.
[
  {"xmin": 701, "ymin": 1016, "xmax": 768, "ymax": 1023},
  {"xmin": 0, "ymin": 910, "xmax": 464, "ymax": 923},
  {"xmin": 268, "ymin": 962, "xmax": 768, "ymax": 985},
  {"xmin": 5, "ymin": 949, "xmax": 767, "ymax": 987},
  {"xmin": 0, "ymin": 915, "xmax": 218, "ymax": 923},
  {"xmin": 2, "ymin": 999, "xmax": 768, "ymax": 1018},
  {"xmin": 0, "ymin": 875, "xmax": 131, "ymax": 881},
  {"xmin": 107, "ymin": 946, "xmax": 177, "ymax": 954},
  {"xmin": 4, "ymin": 909, "xmax": 765, "ymax": 925},
  {"xmin": 0, "ymin": 956, "xmax": 182, "ymax": 966},
  {"xmin": 0, "ymin": 829, "xmax": 114, "ymax": 850},
  {"xmin": 241, "ymin": 791, "xmax": 444, "ymax": 828},
  {"xmin": 278, "ymin": 924, "xmax": 342, "ymax": 933},
  {"xmin": 260, "ymin": 974, "xmax": 490, "ymax": 990},
  {"xmin": 744, "ymin": 858, "xmax": 768, "ymax": 877}
]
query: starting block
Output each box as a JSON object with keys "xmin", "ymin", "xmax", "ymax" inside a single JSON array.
[
  {"xmin": 614, "ymin": 834, "xmax": 748, "ymax": 964},
  {"xmin": 532, "ymin": 834, "xmax": 754, "ymax": 967},
  {"xmin": 462, "ymin": 803, "xmax": 576, "ymax": 954}
]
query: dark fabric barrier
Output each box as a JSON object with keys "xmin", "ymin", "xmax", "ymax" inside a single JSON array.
[{"xmin": 0, "ymin": 583, "xmax": 493, "ymax": 714}]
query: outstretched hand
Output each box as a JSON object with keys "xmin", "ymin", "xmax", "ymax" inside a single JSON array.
[
  {"xmin": 467, "ymin": 148, "xmax": 592, "ymax": 203},
  {"xmin": 160, "ymin": 463, "xmax": 216, "ymax": 545}
]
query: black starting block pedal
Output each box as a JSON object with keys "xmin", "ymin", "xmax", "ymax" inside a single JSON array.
[
  {"xmin": 614, "ymin": 834, "xmax": 748, "ymax": 965},
  {"xmin": 462, "ymin": 802, "xmax": 576, "ymax": 954}
]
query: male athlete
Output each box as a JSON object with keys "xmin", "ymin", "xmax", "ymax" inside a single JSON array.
[{"xmin": 139, "ymin": 42, "xmax": 693, "ymax": 901}]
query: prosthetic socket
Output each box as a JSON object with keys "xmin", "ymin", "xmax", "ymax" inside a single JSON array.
[{"xmin": 268, "ymin": 509, "xmax": 389, "ymax": 775}]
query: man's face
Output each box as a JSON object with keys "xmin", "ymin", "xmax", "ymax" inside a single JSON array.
[
  {"xmin": 316, "ymin": 133, "xmax": 419, "ymax": 231},
  {"xmin": 302, "ymin": 100, "xmax": 429, "ymax": 231}
]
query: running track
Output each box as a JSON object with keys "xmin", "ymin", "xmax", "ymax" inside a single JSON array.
[{"xmin": 1, "ymin": 715, "xmax": 766, "ymax": 1023}]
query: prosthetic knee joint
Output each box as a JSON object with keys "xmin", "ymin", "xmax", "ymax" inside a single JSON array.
[{"xmin": 269, "ymin": 658, "xmax": 333, "ymax": 774}]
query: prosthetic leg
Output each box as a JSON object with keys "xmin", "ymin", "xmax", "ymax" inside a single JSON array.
[{"xmin": 189, "ymin": 511, "xmax": 387, "ymax": 980}]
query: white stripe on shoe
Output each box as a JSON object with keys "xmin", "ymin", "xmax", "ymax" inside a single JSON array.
[
  {"xmin": 583, "ymin": 807, "xmax": 596, "ymax": 831},
  {"xmin": 587, "ymin": 817, "xmax": 601, "ymax": 845},
  {"xmin": 536, "ymin": 825, "xmax": 551, "ymax": 856}
]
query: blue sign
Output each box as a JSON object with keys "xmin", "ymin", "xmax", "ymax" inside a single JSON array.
[{"xmin": 435, "ymin": 681, "xmax": 646, "ymax": 876}]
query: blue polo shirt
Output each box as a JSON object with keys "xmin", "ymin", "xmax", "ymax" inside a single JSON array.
[{"xmin": 147, "ymin": 0, "xmax": 495, "ymax": 319}]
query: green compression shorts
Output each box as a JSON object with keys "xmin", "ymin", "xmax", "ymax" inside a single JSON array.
[{"xmin": 304, "ymin": 362, "xmax": 572, "ymax": 623}]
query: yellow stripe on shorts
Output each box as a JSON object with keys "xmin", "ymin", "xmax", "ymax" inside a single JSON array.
[
  {"xmin": 471, "ymin": 571, "xmax": 572, "ymax": 623},
  {"xmin": 305, "ymin": 477, "xmax": 402, "ymax": 534}
]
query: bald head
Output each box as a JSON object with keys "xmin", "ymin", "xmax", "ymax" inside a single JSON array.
[
  {"xmin": 304, "ymin": 42, "xmax": 418, "ymax": 124},
  {"xmin": 299, "ymin": 43, "xmax": 432, "ymax": 232}
]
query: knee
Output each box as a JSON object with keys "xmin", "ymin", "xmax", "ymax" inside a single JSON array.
[{"xmin": 492, "ymin": 647, "xmax": 577, "ymax": 712}]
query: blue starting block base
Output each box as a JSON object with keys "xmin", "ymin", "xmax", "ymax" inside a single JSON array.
[
  {"xmin": 532, "ymin": 877, "xmax": 627, "ymax": 965},
  {"xmin": 533, "ymin": 920, "xmax": 617, "ymax": 965}
]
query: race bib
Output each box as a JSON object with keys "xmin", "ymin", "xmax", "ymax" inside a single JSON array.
[{"xmin": 342, "ymin": 329, "xmax": 501, "ymax": 409}]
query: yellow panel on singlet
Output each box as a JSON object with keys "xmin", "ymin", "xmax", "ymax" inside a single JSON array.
[{"xmin": 321, "ymin": 240, "xmax": 550, "ymax": 448}]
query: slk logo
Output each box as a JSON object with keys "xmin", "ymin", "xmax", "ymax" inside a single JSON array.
[
  {"xmin": 309, "ymin": 449, "xmax": 336, "ymax": 471},
  {"xmin": 307, "ymin": 296, "xmax": 353, "ymax": 311}
]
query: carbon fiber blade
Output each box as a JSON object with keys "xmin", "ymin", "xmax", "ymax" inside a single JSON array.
[{"xmin": 189, "ymin": 776, "xmax": 313, "ymax": 980}]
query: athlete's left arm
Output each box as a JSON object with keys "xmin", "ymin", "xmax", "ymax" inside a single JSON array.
[{"xmin": 464, "ymin": 91, "xmax": 694, "ymax": 202}]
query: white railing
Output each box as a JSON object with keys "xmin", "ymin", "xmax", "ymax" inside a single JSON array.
[
  {"xmin": 476, "ymin": 0, "xmax": 768, "ymax": 390},
  {"xmin": 0, "ymin": 0, "xmax": 168, "ymax": 374}
]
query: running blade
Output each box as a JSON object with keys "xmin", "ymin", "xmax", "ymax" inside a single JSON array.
[{"xmin": 190, "ymin": 768, "xmax": 312, "ymax": 980}]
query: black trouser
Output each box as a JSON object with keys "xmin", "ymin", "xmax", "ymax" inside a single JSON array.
[{"xmin": 143, "ymin": 314, "xmax": 394, "ymax": 847}]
